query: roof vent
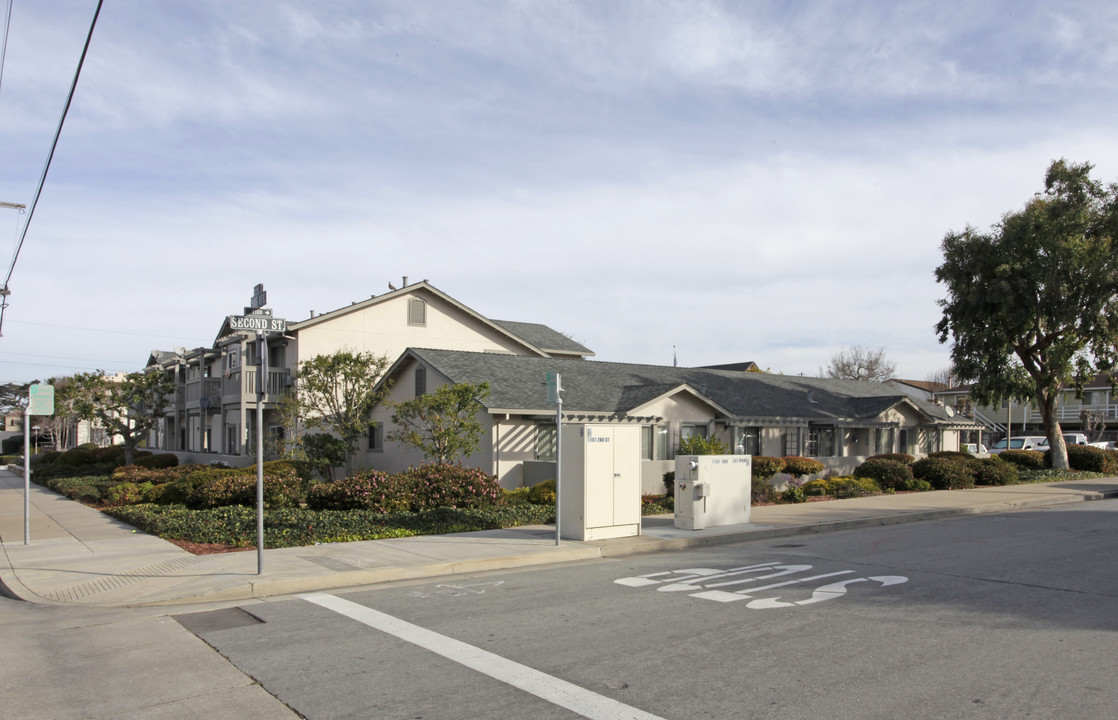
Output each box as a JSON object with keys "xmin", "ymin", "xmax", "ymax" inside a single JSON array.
[{"xmin": 807, "ymin": 390, "xmax": 818, "ymax": 404}]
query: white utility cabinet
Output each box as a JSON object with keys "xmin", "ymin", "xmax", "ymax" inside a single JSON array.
[
  {"xmin": 674, "ymin": 455, "xmax": 752, "ymax": 530},
  {"xmin": 559, "ymin": 424, "xmax": 642, "ymax": 541}
]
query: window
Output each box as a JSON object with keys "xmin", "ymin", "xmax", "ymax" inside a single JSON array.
[
  {"xmin": 806, "ymin": 428, "xmax": 834, "ymax": 457},
  {"xmin": 922, "ymin": 428, "xmax": 938, "ymax": 454},
  {"xmin": 734, "ymin": 427, "xmax": 760, "ymax": 455},
  {"xmin": 536, "ymin": 424, "xmax": 557, "ymax": 461},
  {"xmin": 408, "ymin": 298, "xmax": 427, "ymax": 326},
  {"xmin": 367, "ymin": 424, "xmax": 383, "ymax": 451},
  {"xmin": 782, "ymin": 429, "xmax": 800, "ymax": 457},
  {"xmin": 680, "ymin": 424, "xmax": 707, "ymax": 440},
  {"xmin": 641, "ymin": 426, "xmax": 669, "ymax": 460},
  {"xmin": 874, "ymin": 428, "xmax": 895, "ymax": 455},
  {"xmin": 415, "ymin": 366, "xmax": 427, "ymax": 397},
  {"xmin": 898, "ymin": 428, "xmax": 914, "ymax": 455}
]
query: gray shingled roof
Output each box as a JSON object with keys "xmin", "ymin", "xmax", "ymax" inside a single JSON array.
[
  {"xmin": 489, "ymin": 320, "xmax": 594, "ymax": 357},
  {"xmin": 406, "ymin": 348, "xmax": 959, "ymax": 424}
]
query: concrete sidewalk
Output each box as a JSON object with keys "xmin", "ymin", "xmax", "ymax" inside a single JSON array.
[{"xmin": 3, "ymin": 466, "xmax": 1117, "ymax": 608}]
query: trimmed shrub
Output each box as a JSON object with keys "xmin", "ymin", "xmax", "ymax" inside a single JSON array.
[
  {"xmin": 527, "ymin": 479, "xmax": 556, "ymax": 506},
  {"xmin": 998, "ymin": 449, "xmax": 1045, "ymax": 470},
  {"xmin": 663, "ymin": 470, "xmax": 675, "ymax": 495},
  {"xmin": 912, "ymin": 456, "xmax": 976, "ymax": 490},
  {"xmin": 902, "ymin": 478, "xmax": 933, "ymax": 492},
  {"xmin": 868, "ymin": 453, "xmax": 915, "ymax": 465},
  {"xmin": 307, "ymin": 470, "xmax": 410, "ymax": 513},
  {"xmin": 929, "ymin": 451, "xmax": 975, "ymax": 461},
  {"xmin": 751, "ymin": 456, "xmax": 786, "ymax": 481},
  {"xmin": 92, "ymin": 446, "xmax": 126, "ymax": 464},
  {"xmin": 801, "ymin": 475, "xmax": 881, "ymax": 498},
  {"xmin": 677, "ymin": 434, "xmax": 729, "ymax": 455},
  {"xmin": 1, "ymin": 435, "xmax": 22, "ymax": 454},
  {"xmin": 504, "ymin": 487, "xmax": 532, "ymax": 505},
  {"xmin": 57, "ymin": 448, "xmax": 97, "ymax": 468},
  {"xmin": 781, "ymin": 456, "xmax": 825, "ymax": 478},
  {"xmin": 1049, "ymin": 445, "xmax": 1118, "ymax": 474},
  {"xmin": 135, "ymin": 453, "xmax": 179, "ymax": 469},
  {"xmin": 972, "ymin": 457, "xmax": 1019, "ymax": 486},
  {"xmin": 105, "ymin": 481, "xmax": 155, "ymax": 506},
  {"xmin": 853, "ymin": 458, "xmax": 914, "ymax": 491}
]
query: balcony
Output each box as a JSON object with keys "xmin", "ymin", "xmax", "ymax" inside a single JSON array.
[
  {"xmin": 1026, "ymin": 402, "xmax": 1118, "ymax": 423},
  {"xmin": 224, "ymin": 369, "xmax": 290, "ymax": 399}
]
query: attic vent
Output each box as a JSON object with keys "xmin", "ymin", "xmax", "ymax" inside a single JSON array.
[{"xmin": 408, "ymin": 298, "xmax": 427, "ymax": 327}]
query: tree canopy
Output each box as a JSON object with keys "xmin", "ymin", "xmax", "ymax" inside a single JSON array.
[
  {"xmin": 822, "ymin": 345, "xmax": 896, "ymax": 382},
  {"xmin": 387, "ymin": 381, "xmax": 490, "ymax": 464},
  {"xmin": 295, "ymin": 349, "xmax": 392, "ymax": 471},
  {"xmin": 70, "ymin": 370, "xmax": 176, "ymax": 465},
  {"xmin": 935, "ymin": 159, "xmax": 1118, "ymax": 469}
]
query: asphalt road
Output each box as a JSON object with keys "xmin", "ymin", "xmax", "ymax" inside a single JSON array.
[{"xmin": 179, "ymin": 500, "xmax": 1118, "ymax": 719}]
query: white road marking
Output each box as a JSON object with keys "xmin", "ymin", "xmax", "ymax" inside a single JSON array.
[
  {"xmin": 745, "ymin": 575, "xmax": 909, "ymax": 609},
  {"xmin": 299, "ymin": 592, "xmax": 666, "ymax": 720},
  {"xmin": 689, "ymin": 570, "xmax": 854, "ymax": 603}
]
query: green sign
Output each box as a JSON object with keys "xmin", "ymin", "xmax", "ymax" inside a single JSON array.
[{"xmin": 28, "ymin": 384, "xmax": 54, "ymax": 415}]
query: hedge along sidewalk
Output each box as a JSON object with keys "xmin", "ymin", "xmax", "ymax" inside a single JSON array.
[{"xmin": 3, "ymin": 466, "xmax": 1118, "ymax": 607}]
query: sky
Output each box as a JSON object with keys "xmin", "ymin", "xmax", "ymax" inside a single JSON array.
[{"xmin": 3, "ymin": 1, "xmax": 1118, "ymax": 385}]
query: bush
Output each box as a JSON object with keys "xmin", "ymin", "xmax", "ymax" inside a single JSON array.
[
  {"xmin": 1048, "ymin": 445, "xmax": 1118, "ymax": 474},
  {"xmin": 781, "ymin": 456, "xmax": 825, "ymax": 478},
  {"xmin": 1, "ymin": 435, "xmax": 22, "ymax": 454},
  {"xmin": 929, "ymin": 451, "xmax": 975, "ymax": 461},
  {"xmin": 527, "ymin": 479, "xmax": 556, "ymax": 506},
  {"xmin": 973, "ymin": 457, "xmax": 1020, "ymax": 486},
  {"xmin": 751, "ymin": 456, "xmax": 786, "ymax": 481},
  {"xmin": 752, "ymin": 475, "xmax": 778, "ymax": 504},
  {"xmin": 188, "ymin": 466, "xmax": 307, "ymax": 509},
  {"xmin": 307, "ymin": 470, "xmax": 410, "ymax": 513},
  {"xmin": 92, "ymin": 446, "xmax": 127, "ymax": 464},
  {"xmin": 57, "ymin": 448, "xmax": 97, "ymax": 468},
  {"xmin": 677, "ymin": 435, "xmax": 729, "ymax": 455},
  {"xmin": 801, "ymin": 475, "xmax": 881, "ymax": 498},
  {"xmin": 104, "ymin": 481, "xmax": 155, "ymax": 506},
  {"xmin": 135, "ymin": 453, "xmax": 179, "ymax": 469},
  {"xmin": 998, "ymin": 449, "xmax": 1046, "ymax": 470},
  {"xmin": 402, "ymin": 463, "xmax": 503, "ymax": 511},
  {"xmin": 853, "ymin": 458, "xmax": 914, "ymax": 491},
  {"xmin": 867, "ymin": 453, "xmax": 915, "ymax": 465},
  {"xmin": 663, "ymin": 470, "xmax": 675, "ymax": 495},
  {"xmin": 902, "ymin": 478, "xmax": 933, "ymax": 492},
  {"xmin": 641, "ymin": 494, "xmax": 674, "ymax": 514},
  {"xmin": 912, "ymin": 456, "xmax": 976, "ymax": 490}
]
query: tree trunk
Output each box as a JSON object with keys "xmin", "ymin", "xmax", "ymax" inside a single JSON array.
[{"xmin": 1039, "ymin": 391, "xmax": 1068, "ymax": 469}]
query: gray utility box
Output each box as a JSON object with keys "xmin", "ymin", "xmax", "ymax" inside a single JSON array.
[
  {"xmin": 559, "ymin": 424, "xmax": 642, "ymax": 541},
  {"xmin": 674, "ymin": 455, "xmax": 752, "ymax": 530}
]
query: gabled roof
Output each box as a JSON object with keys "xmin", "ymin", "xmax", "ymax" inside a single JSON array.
[
  {"xmin": 390, "ymin": 348, "xmax": 963, "ymax": 425},
  {"xmin": 489, "ymin": 320, "xmax": 594, "ymax": 357}
]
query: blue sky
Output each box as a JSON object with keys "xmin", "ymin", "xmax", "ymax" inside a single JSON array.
[{"xmin": 3, "ymin": 1, "xmax": 1118, "ymax": 384}]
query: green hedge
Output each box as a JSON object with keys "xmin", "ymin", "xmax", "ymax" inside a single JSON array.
[
  {"xmin": 801, "ymin": 476, "xmax": 881, "ymax": 498},
  {"xmin": 997, "ymin": 449, "xmax": 1045, "ymax": 470},
  {"xmin": 853, "ymin": 458, "xmax": 913, "ymax": 491},
  {"xmin": 781, "ymin": 456, "xmax": 825, "ymax": 478},
  {"xmin": 912, "ymin": 456, "xmax": 976, "ymax": 490},
  {"xmin": 103, "ymin": 503, "xmax": 556, "ymax": 548},
  {"xmin": 1043, "ymin": 445, "xmax": 1118, "ymax": 474},
  {"xmin": 751, "ymin": 456, "xmax": 786, "ymax": 481}
]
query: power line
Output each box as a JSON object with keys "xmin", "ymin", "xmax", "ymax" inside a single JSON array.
[{"xmin": 0, "ymin": 0, "xmax": 105, "ymax": 337}]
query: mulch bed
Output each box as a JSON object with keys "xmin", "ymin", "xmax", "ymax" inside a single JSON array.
[{"xmin": 167, "ymin": 539, "xmax": 253, "ymax": 555}]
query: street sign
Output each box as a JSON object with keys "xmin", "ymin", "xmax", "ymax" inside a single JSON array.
[
  {"xmin": 28, "ymin": 384, "xmax": 54, "ymax": 415},
  {"xmin": 547, "ymin": 372, "xmax": 563, "ymax": 404},
  {"xmin": 228, "ymin": 314, "xmax": 287, "ymax": 333}
]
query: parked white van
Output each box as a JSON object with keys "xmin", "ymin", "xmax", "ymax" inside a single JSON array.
[{"xmin": 989, "ymin": 436, "xmax": 1047, "ymax": 454}]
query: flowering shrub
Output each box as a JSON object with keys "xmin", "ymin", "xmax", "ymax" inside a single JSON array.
[
  {"xmin": 306, "ymin": 470, "xmax": 411, "ymax": 513},
  {"xmin": 104, "ymin": 481, "xmax": 155, "ymax": 506},
  {"xmin": 403, "ymin": 463, "xmax": 504, "ymax": 510}
]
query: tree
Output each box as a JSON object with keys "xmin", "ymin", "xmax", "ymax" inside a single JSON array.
[
  {"xmin": 387, "ymin": 382, "xmax": 490, "ymax": 464},
  {"xmin": 69, "ymin": 370, "xmax": 177, "ymax": 465},
  {"xmin": 925, "ymin": 365, "xmax": 964, "ymax": 389},
  {"xmin": 935, "ymin": 159, "xmax": 1118, "ymax": 470},
  {"xmin": 295, "ymin": 350, "xmax": 392, "ymax": 473},
  {"xmin": 822, "ymin": 345, "xmax": 896, "ymax": 382}
]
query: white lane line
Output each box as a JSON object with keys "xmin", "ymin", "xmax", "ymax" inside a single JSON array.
[{"xmin": 299, "ymin": 592, "xmax": 666, "ymax": 720}]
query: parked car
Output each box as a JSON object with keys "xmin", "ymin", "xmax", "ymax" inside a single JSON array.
[
  {"xmin": 988, "ymin": 436, "xmax": 1047, "ymax": 454},
  {"xmin": 962, "ymin": 442, "xmax": 988, "ymax": 454},
  {"xmin": 1037, "ymin": 433, "xmax": 1110, "ymax": 450}
]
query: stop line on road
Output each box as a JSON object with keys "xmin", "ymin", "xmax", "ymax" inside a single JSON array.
[{"xmin": 614, "ymin": 561, "xmax": 907, "ymax": 608}]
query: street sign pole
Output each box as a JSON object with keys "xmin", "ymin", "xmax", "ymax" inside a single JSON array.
[
  {"xmin": 548, "ymin": 372, "xmax": 563, "ymax": 546},
  {"xmin": 23, "ymin": 406, "xmax": 30, "ymax": 545},
  {"xmin": 256, "ymin": 330, "xmax": 266, "ymax": 575}
]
